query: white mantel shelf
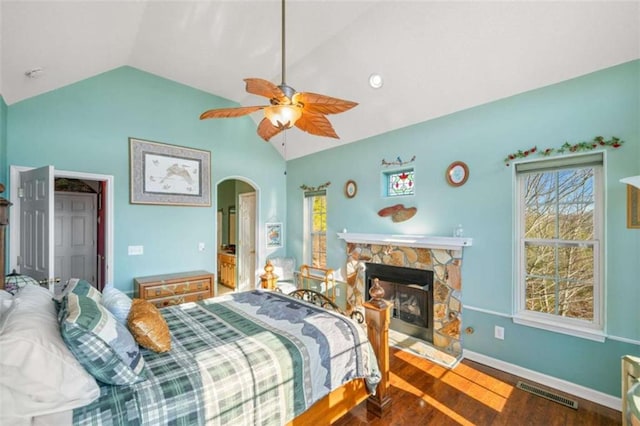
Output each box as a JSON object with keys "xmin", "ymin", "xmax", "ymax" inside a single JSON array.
[{"xmin": 337, "ymin": 233, "xmax": 472, "ymax": 251}]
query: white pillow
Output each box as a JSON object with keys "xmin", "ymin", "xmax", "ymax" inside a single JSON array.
[
  {"xmin": 0, "ymin": 290, "xmax": 15, "ymax": 333},
  {"xmin": 0, "ymin": 284, "xmax": 100, "ymax": 419},
  {"xmin": 102, "ymin": 283, "xmax": 133, "ymax": 324}
]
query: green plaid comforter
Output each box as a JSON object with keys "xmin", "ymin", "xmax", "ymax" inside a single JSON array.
[{"xmin": 73, "ymin": 290, "xmax": 380, "ymax": 425}]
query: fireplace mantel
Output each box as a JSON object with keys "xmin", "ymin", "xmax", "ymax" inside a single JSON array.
[{"xmin": 337, "ymin": 232, "xmax": 472, "ymax": 251}]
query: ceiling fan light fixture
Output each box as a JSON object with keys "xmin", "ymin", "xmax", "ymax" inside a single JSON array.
[{"xmin": 264, "ymin": 104, "xmax": 302, "ymax": 128}]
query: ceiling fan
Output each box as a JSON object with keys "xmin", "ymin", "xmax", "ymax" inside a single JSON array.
[{"xmin": 199, "ymin": 0, "xmax": 358, "ymax": 142}]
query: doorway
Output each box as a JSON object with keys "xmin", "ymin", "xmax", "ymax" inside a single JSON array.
[
  {"xmin": 216, "ymin": 178, "xmax": 257, "ymax": 296},
  {"xmin": 9, "ymin": 166, "xmax": 114, "ymax": 290}
]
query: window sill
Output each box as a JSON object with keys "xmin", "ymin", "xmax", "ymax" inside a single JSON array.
[{"xmin": 513, "ymin": 313, "xmax": 606, "ymax": 343}]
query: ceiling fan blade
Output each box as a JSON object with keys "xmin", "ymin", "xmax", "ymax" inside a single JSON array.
[
  {"xmin": 257, "ymin": 118, "xmax": 284, "ymax": 142},
  {"xmin": 295, "ymin": 112, "xmax": 339, "ymax": 139},
  {"xmin": 244, "ymin": 78, "xmax": 288, "ymax": 103},
  {"xmin": 293, "ymin": 92, "xmax": 358, "ymax": 115},
  {"xmin": 200, "ymin": 105, "xmax": 264, "ymax": 120}
]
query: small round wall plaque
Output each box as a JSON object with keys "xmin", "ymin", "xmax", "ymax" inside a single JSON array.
[
  {"xmin": 345, "ymin": 180, "xmax": 357, "ymax": 198},
  {"xmin": 446, "ymin": 161, "xmax": 469, "ymax": 187}
]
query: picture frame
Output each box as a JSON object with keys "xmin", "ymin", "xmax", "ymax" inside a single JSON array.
[
  {"xmin": 266, "ymin": 222, "xmax": 283, "ymax": 248},
  {"xmin": 345, "ymin": 180, "xmax": 357, "ymax": 198},
  {"xmin": 445, "ymin": 161, "xmax": 469, "ymax": 187},
  {"xmin": 627, "ymin": 185, "xmax": 640, "ymax": 229},
  {"xmin": 129, "ymin": 138, "xmax": 211, "ymax": 206}
]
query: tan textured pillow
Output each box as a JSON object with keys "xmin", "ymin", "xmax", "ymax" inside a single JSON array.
[{"xmin": 127, "ymin": 299, "xmax": 171, "ymax": 353}]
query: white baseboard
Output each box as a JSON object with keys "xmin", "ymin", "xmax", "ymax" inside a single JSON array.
[{"xmin": 462, "ymin": 349, "xmax": 621, "ymax": 412}]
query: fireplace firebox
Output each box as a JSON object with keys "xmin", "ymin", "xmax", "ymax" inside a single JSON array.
[{"xmin": 365, "ymin": 263, "xmax": 434, "ymax": 343}]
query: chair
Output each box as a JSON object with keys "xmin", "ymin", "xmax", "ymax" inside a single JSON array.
[
  {"xmin": 297, "ymin": 264, "xmax": 337, "ymax": 303},
  {"xmin": 622, "ymin": 355, "xmax": 640, "ymax": 426}
]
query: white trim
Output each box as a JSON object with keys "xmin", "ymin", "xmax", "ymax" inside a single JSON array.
[
  {"xmin": 462, "ymin": 349, "xmax": 621, "ymax": 412},
  {"xmin": 464, "ymin": 305, "xmax": 512, "ymax": 319},
  {"xmin": 214, "ymin": 175, "xmax": 261, "ymax": 293},
  {"xmin": 607, "ymin": 334, "xmax": 640, "ymax": 345},
  {"xmin": 10, "ymin": 166, "xmax": 115, "ymax": 285},
  {"xmin": 513, "ymin": 159, "xmax": 605, "ymax": 340},
  {"xmin": 512, "ymin": 313, "xmax": 606, "ymax": 342},
  {"xmin": 337, "ymin": 232, "xmax": 472, "ymax": 251},
  {"xmin": 464, "ymin": 305, "xmax": 639, "ymax": 344}
]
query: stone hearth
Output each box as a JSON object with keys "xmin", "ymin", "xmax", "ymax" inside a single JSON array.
[{"xmin": 338, "ymin": 233, "xmax": 471, "ymax": 357}]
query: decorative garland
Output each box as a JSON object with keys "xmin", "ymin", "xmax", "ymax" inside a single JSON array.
[
  {"xmin": 504, "ymin": 136, "xmax": 623, "ymax": 166},
  {"xmin": 300, "ymin": 182, "xmax": 331, "ymax": 192},
  {"xmin": 381, "ymin": 155, "xmax": 416, "ymax": 167}
]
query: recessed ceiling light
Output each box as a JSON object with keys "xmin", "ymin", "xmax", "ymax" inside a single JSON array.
[
  {"xmin": 25, "ymin": 68, "xmax": 44, "ymax": 79},
  {"xmin": 369, "ymin": 73, "xmax": 383, "ymax": 89}
]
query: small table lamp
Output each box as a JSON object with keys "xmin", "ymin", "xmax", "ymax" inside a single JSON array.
[{"xmin": 5, "ymin": 269, "xmax": 40, "ymax": 295}]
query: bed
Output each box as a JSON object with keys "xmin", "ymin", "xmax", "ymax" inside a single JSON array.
[{"xmin": 0, "ymin": 282, "xmax": 391, "ymax": 425}]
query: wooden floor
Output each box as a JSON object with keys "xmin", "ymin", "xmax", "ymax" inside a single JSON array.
[{"xmin": 334, "ymin": 348, "xmax": 621, "ymax": 426}]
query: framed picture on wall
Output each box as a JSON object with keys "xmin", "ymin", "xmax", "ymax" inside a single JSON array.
[
  {"xmin": 266, "ymin": 222, "xmax": 283, "ymax": 248},
  {"xmin": 129, "ymin": 138, "xmax": 211, "ymax": 206}
]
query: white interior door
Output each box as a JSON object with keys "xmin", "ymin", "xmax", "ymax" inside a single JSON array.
[
  {"xmin": 55, "ymin": 192, "xmax": 97, "ymax": 286},
  {"xmin": 238, "ymin": 192, "xmax": 256, "ymax": 291},
  {"xmin": 19, "ymin": 166, "xmax": 54, "ymax": 288}
]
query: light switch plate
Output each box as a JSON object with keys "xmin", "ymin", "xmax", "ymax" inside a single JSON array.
[{"xmin": 128, "ymin": 245, "xmax": 144, "ymax": 256}]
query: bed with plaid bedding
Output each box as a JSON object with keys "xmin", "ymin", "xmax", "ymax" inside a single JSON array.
[{"xmin": 72, "ymin": 289, "xmax": 380, "ymax": 425}]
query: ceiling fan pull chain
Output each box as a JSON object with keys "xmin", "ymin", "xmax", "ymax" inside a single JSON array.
[{"xmin": 281, "ymin": 0, "xmax": 286, "ymax": 86}]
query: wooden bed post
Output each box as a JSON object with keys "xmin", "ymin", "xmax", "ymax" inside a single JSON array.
[{"xmin": 363, "ymin": 278, "xmax": 392, "ymax": 417}]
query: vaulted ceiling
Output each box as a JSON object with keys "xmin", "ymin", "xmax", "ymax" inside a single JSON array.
[{"xmin": 1, "ymin": 1, "xmax": 638, "ymax": 159}]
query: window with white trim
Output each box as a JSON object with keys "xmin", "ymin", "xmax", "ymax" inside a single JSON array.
[
  {"xmin": 303, "ymin": 190, "xmax": 327, "ymax": 268},
  {"xmin": 514, "ymin": 153, "xmax": 604, "ymax": 340},
  {"xmin": 384, "ymin": 168, "xmax": 415, "ymax": 197}
]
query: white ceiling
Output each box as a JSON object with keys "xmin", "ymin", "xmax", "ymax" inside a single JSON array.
[{"xmin": 2, "ymin": 1, "xmax": 639, "ymax": 160}]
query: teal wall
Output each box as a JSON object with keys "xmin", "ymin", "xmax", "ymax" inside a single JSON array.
[
  {"xmin": 1, "ymin": 95, "xmax": 6, "ymax": 185},
  {"xmin": 286, "ymin": 60, "xmax": 640, "ymax": 397},
  {"xmin": 5, "ymin": 66, "xmax": 286, "ymax": 291}
]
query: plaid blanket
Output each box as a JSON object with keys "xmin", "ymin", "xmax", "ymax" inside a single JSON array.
[{"xmin": 73, "ymin": 290, "xmax": 380, "ymax": 425}]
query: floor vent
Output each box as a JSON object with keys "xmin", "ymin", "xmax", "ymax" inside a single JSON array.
[{"xmin": 516, "ymin": 381, "xmax": 579, "ymax": 410}]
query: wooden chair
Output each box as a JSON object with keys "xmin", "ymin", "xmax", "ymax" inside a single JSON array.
[
  {"xmin": 297, "ymin": 264, "xmax": 337, "ymax": 303},
  {"xmin": 622, "ymin": 355, "xmax": 640, "ymax": 426}
]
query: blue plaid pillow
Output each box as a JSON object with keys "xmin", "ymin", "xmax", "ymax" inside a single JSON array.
[{"xmin": 59, "ymin": 293, "xmax": 147, "ymax": 385}]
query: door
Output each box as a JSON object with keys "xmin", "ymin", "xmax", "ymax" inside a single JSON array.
[
  {"xmin": 54, "ymin": 192, "xmax": 97, "ymax": 286},
  {"xmin": 237, "ymin": 192, "xmax": 256, "ymax": 291},
  {"xmin": 19, "ymin": 166, "xmax": 54, "ymax": 288}
]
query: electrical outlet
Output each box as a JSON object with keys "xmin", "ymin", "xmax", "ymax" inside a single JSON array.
[
  {"xmin": 336, "ymin": 287, "xmax": 341, "ymax": 297},
  {"xmin": 198, "ymin": 242, "xmax": 205, "ymax": 252},
  {"xmin": 494, "ymin": 325, "xmax": 505, "ymax": 340}
]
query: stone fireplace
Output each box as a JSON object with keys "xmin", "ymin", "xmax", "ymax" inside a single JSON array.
[{"xmin": 338, "ymin": 233, "xmax": 472, "ymax": 358}]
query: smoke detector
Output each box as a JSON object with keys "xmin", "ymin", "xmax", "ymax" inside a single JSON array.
[{"xmin": 25, "ymin": 68, "xmax": 44, "ymax": 79}]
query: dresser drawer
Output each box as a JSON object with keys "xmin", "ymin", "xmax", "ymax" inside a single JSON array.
[
  {"xmin": 148, "ymin": 291, "xmax": 211, "ymax": 308},
  {"xmin": 142, "ymin": 279, "xmax": 211, "ymax": 299},
  {"xmin": 134, "ymin": 271, "xmax": 215, "ymax": 306}
]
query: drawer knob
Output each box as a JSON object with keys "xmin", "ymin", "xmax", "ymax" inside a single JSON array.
[{"xmin": 155, "ymin": 289, "xmax": 161, "ymax": 296}]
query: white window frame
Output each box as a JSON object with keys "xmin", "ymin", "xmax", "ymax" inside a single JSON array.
[
  {"xmin": 383, "ymin": 167, "xmax": 415, "ymax": 198},
  {"xmin": 303, "ymin": 190, "xmax": 327, "ymax": 268},
  {"xmin": 512, "ymin": 152, "xmax": 606, "ymax": 342}
]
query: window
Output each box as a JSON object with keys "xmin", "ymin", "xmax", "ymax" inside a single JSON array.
[
  {"xmin": 304, "ymin": 191, "xmax": 326, "ymax": 267},
  {"xmin": 385, "ymin": 168, "xmax": 415, "ymax": 197},
  {"xmin": 514, "ymin": 153, "xmax": 604, "ymax": 341}
]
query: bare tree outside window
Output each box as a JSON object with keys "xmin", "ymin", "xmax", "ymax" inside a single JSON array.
[
  {"xmin": 308, "ymin": 194, "xmax": 327, "ymax": 268},
  {"xmin": 521, "ymin": 167, "xmax": 598, "ymax": 322}
]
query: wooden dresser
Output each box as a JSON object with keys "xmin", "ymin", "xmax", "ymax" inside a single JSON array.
[
  {"xmin": 134, "ymin": 270, "xmax": 214, "ymax": 308},
  {"xmin": 217, "ymin": 253, "xmax": 236, "ymax": 289}
]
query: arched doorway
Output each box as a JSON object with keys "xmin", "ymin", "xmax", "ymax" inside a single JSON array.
[{"xmin": 216, "ymin": 178, "xmax": 258, "ymax": 296}]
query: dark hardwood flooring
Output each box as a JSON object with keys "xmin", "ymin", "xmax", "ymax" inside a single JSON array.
[{"xmin": 335, "ymin": 348, "xmax": 621, "ymax": 425}]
